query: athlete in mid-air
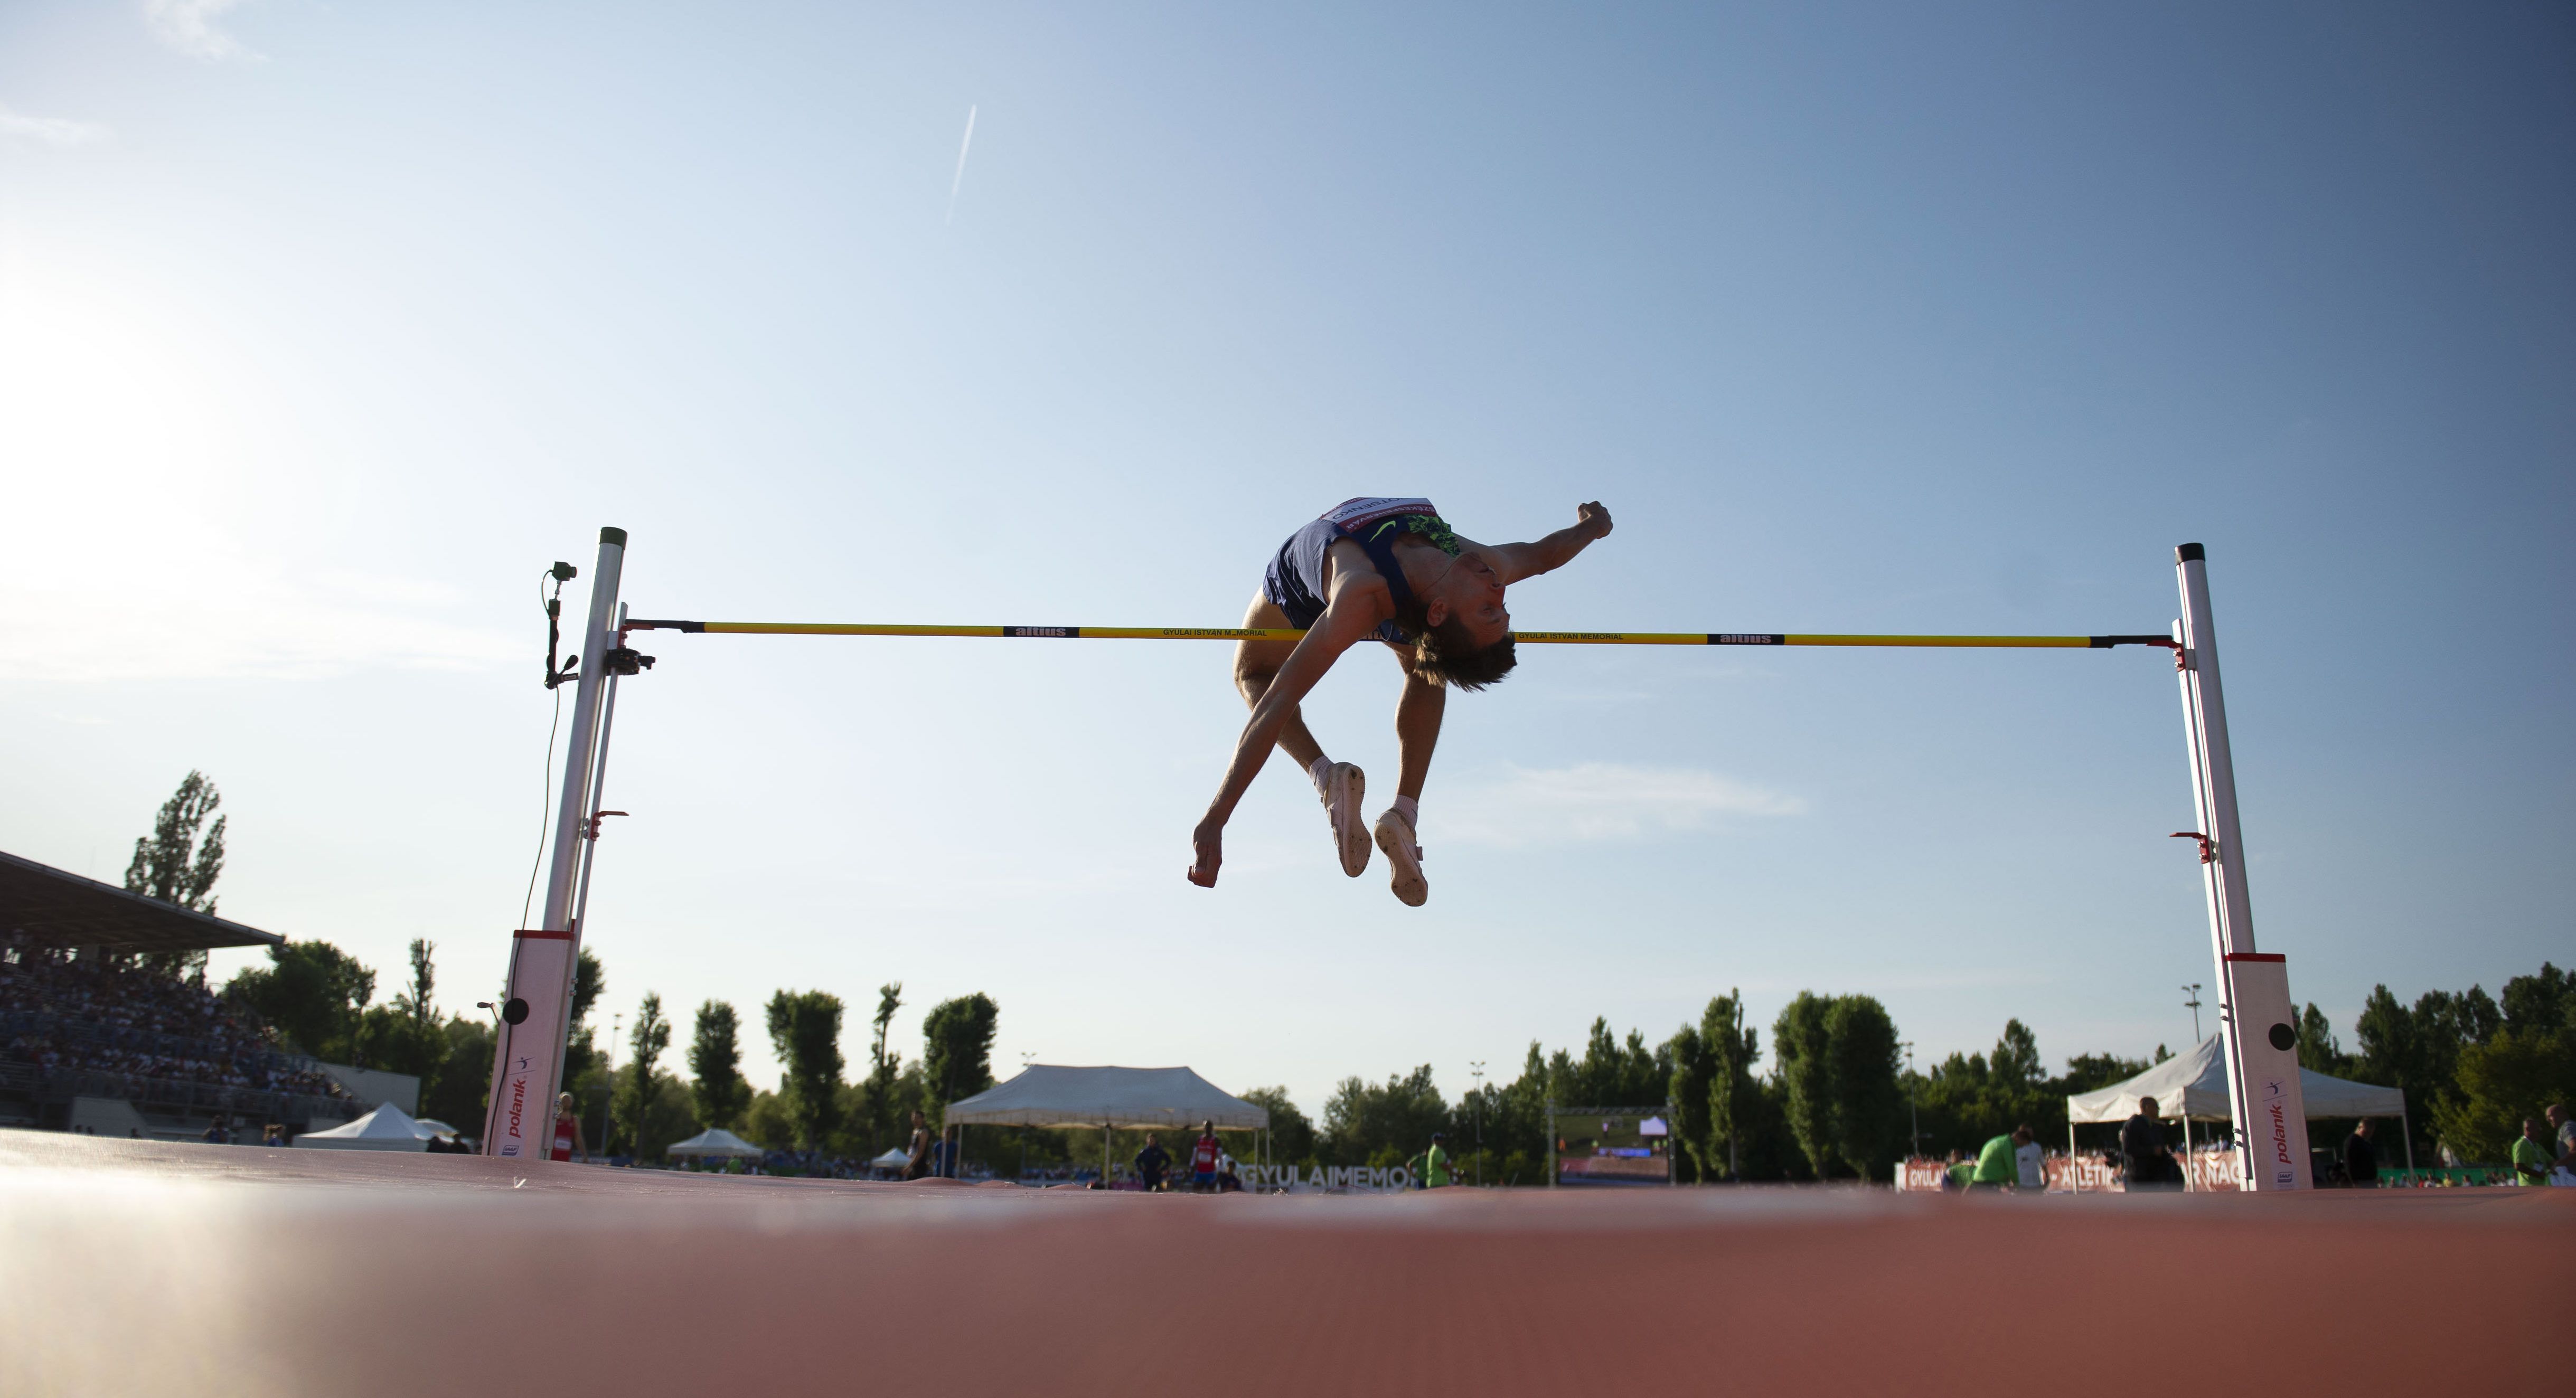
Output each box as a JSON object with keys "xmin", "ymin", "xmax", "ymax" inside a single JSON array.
[{"xmin": 1187, "ymin": 496, "xmax": 1614, "ymax": 905}]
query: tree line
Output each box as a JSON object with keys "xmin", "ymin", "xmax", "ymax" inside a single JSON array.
[
  {"xmin": 197, "ymin": 940, "xmax": 2576, "ymax": 1176},
  {"xmin": 114, "ymin": 773, "xmax": 2576, "ymax": 1175}
]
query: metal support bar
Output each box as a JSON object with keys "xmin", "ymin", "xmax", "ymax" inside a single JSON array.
[
  {"xmin": 483, "ymin": 527, "xmax": 627, "ymax": 1158},
  {"xmin": 2173, "ymin": 543, "xmax": 2310, "ymax": 1191}
]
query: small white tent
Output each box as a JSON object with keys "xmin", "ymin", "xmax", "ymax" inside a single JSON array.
[
  {"xmin": 942, "ymin": 1065, "xmax": 1271, "ymax": 1184},
  {"xmin": 944, "ymin": 1065, "xmax": 1271, "ymax": 1130},
  {"xmin": 293, "ymin": 1102, "xmax": 430, "ymax": 1152},
  {"xmin": 2065, "ymin": 1034, "xmax": 2414, "ymax": 1181},
  {"xmin": 869, "ymin": 1147, "xmax": 911, "ymax": 1174},
  {"xmin": 2066, "ymin": 1034, "xmax": 2407, "ymax": 1123},
  {"xmin": 666, "ymin": 1128, "xmax": 764, "ymax": 1160}
]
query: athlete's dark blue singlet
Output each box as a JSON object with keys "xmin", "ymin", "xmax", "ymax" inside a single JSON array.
[{"xmin": 1262, "ymin": 497, "xmax": 1463, "ymax": 646}]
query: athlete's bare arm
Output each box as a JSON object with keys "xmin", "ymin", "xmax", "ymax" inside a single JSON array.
[
  {"xmin": 1188, "ymin": 573, "xmax": 1392, "ymax": 887},
  {"xmin": 1463, "ymin": 502, "xmax": 1614, "ymax": 584}
]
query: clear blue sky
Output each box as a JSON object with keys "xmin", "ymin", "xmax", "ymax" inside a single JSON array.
[{"xmin": 4, "ymin": 2, "xmax": 2568, "ymax": 1111}]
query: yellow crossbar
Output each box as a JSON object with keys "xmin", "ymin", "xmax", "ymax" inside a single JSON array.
[{"xmin": 624, "ymin": 620, "xmax": 2173, "ymax": 649}]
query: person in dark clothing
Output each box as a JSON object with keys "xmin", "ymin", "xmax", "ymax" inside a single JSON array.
[
  {"xmin": 2119, "ymin": 1098, "xmax": 2179, "ymax": 1191},
  {"xmin": 2343, "ymin": 1119, "xmax": 2380, "ymax": 1186},
  {"xmin": 902, "ymin": 1110, "xmax": 933, "ymax": 1180},
  {"xmin": 1134, "ymin": 1133, "xmax": 1173, "ymax": 1192}
]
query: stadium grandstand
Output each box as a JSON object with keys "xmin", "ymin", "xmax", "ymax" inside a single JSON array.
[{"xmin": 1, "ymin": 848, "xmax": 363, "ymax": 1140}]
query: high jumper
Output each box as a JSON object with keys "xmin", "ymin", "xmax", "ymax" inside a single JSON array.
[{"xmin": 1185, "ymin": 496, "xmax": 1615, "ymax": 906}]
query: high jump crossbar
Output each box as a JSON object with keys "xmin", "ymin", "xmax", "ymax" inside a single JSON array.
[{"xmin": 621, "ymin": 620, "xmax": 2180, "ymax": 648}]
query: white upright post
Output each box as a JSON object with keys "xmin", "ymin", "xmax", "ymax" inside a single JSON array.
[
  {"xmin": 2172, "ymin": 543, "xmax": 2311, "ymax": 1191},
  {"xmin": 484, "ymin": 527, "xmax": 628, "ymax": 1158}
]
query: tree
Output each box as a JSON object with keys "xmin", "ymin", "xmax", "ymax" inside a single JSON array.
[
  {"xmin": 563, "ymin": 949, "xmax": 606, "ymax": 1087},
  {"xmin": 1322, "ymin": 1065, "xmax": 1449, "ymax": 1165},
  {"xmin": 225, "ymin": 941, "xmax": 375, "ymax": 1061},
  {"xmin": 1773, "ymin": 993, "xmax": 1902, "ymax": 1180},
  {"xmin": 764, "ymin": 989, "xmax": 845, "ymax": 1150},
  {"xmin": 421, "ymin": 1013, "xmax": 495, "ymax": 1136},
  {"xmin": 923, "ymin": 993, "xmax": 1000, "ymax": 1118},
  {"xmin": 2430, "ymin": 1026, "xmax": 2576, "ymax": 1163},
  {"xmin": 1822, "ymin": 995, "xmax": 1903, "ymax": 1179},
  {"xmin": 1666, "ymin": 1025, "xmax": 1711, "ymax": 1183},
  {"xmin": 1700, "ymin": 992, "xmax": 1764, "ymax": 1180},
  {"xmin": 124, "ymin": 771, "xmax": 228, "ymax": 980},
  {"xmin": 2356, "ymin": 982, "xmax": 2500, "ymax": 1159},
  {"xmin": 1237, "ymin": 1087, "xmax": 1316, "ymax": 1166},
  {"xmin": 2297, "ymin": 1004, "xmax": 2355, "ymax": 1078},
  {"xmin": 612, "ymin": 993, "xmax": 672, "ymax": 1157},
  {"xmin": 688, "ymin": 1000, "xmax": 751, "ymax": 1131},
  {"xmin": 861, "ymin": 983, "xmax": 905, "ymax": 1155},
  {"xmin": 2501, "ymin": 963, "xmax": 2573, "ymax": 1035},
  {"xmin": 350, "ymin": 937, "xmax": 444, "ymax": 1082}
]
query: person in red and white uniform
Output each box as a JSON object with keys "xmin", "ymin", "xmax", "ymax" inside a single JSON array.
[
  {"xmin": 1189, "ymin": 1122, "xmax": 1224, "ymax": 1192},
  {"xmin": 548, "ymin": 1092, "xmax": 587, "ymax": 1163}
]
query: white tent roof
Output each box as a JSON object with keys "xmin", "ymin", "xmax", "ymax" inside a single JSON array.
[
  {"xmin": 869, "ymin": 1147, "xmax": 911, "ymax": 1168},
  {"xmin": 666, "ymin": 1128, "xmax": 765, "ymax": 1159},
  {"xmin": 943, "ymin": 1065, "xmax": 1270, "ymax": 1130},
  {"xmin": 2066, "ymin": 1034, "xmax": 2409, "ymax": 1123},
  {"xmin": 292, "ymin": 1102, "xmax": 430, "ymax": 1151}
]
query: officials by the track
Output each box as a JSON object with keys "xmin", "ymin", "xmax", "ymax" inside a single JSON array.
[
  {"xmin": 903, "ymin": 1110, "xmax": 932, "ymax": 1180},
  {"xmin": 2343, "ymin": 1119, "xmax": 2379, "ymax": 1186},
  {"xmin": 1969, "ymin": 1128, "xmax": 2034, "ymax": 1189},
  {"xmin": 2119, "ymin": 1099, "xmax": 2179, "ymax": 1191}
]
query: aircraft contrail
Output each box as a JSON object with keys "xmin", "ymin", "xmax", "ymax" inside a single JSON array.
[{"xmin": 947, "ymin": 105, "xmax": 976, "ymax": 223}]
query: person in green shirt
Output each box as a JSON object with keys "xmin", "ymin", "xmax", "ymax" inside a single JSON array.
[
  {"xmin": 1423, "ymin": 1131, "xmax": 1454, "ymax": 1188},
  {"xmin": 2512, "ymin": 1118, "xmax": 2556, "ymax": 1185},
  {"xmin": 1971, "ymin": 1128, "xmax": 2030, "ymax": 1189}
]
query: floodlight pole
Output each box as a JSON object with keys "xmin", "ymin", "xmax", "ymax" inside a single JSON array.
[
  {"xmin": 2172, "ymin": 543, "xmax": 2310, "ymax": 1191},
  {"xmin": 483, "ymin": 526, "xmax": 627, "ymax": 1158}
]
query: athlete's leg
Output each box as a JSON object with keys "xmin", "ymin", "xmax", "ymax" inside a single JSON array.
[
  {"xmin": 1389, "ymin": 644, "xmax": 1444, "ymax": 801},
  {"xmin": 1374, "ymin": 644, "xmax": 1441, "ymax": 906},
  {"xmin": 1233, "ymin": 594, "xmax": 1324, "ymax": 770},
  {"xmin": 1237, "ymin": 594, "xmax": 1370, "ymax": 877}
]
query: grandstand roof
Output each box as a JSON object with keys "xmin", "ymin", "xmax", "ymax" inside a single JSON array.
[{"xmin": 0, "ymin": 848, "xmax": 286, "ymax": 953}]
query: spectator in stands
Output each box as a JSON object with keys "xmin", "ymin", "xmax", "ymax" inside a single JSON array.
[
  {"xmin": 202, "ymin": 1112, "xmax": 233, "ymax": 1146},
  {"xmin": 2342, "ymin": 1119, "xmax": 2378, "ymax": 1187},
  {"xmin": 1134, "ymin": 1133, "xmax": 1172, "ymax": 1192},
  {"xmin": 2120, "ymin": 1098, "xmax": 2178, "ymax": 1191},
  {"xmin": 2550, "ymin": 1103, "xmax": 2574, "ymax": 1164}
]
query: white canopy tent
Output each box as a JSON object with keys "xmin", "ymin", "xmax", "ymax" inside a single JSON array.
[
  {"xmin": 942, "ymin": 1065, "xmax": 1271, "ymax": 1183},
  {"xmin": 869, "ymin": 1147, "xmax": 911, "ymax": 1174},
  {"xmin": 292, "ymin": 1102, "xmax": 431, "ymax": 1153},
  {"xmin": 666, "ymin": 1128, "xmax": 764, "ymax": 1160},
  {"xmin": 2064, "ymin": 1034, "xmax": 2412, "ymax": 1185}
]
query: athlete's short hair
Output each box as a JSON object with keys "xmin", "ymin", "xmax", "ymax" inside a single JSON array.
[{"xmin": 1414, "ymin": 618, "xmax": 1517, "ymax": 691}]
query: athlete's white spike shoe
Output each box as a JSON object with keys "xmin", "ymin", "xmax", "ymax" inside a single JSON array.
[
  {"xmin": 1322, "ymin": 762, "xmax": 1370, "ymax": 877},
  {"xmin": 1374, "ymin": 808, "xmax": 1427, "ymax": 908}
]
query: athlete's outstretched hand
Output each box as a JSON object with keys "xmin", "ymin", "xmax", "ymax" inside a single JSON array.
[
  {"xmin": 1576, "ymin": 501, "xmax": 1613, "ymax": 538},
  {"xmin": 1187, "ymin": 819, "xmax": 1223, "ymax": 888}
]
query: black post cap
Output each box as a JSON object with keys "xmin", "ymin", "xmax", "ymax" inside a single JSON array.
[
  {"xmin": 2175, "ymin": 542, "xmax": 2205, "ymax": 562},
  {"xmin": 600, "ymin": 526, "xmax": 628, "ymax": 546}
]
